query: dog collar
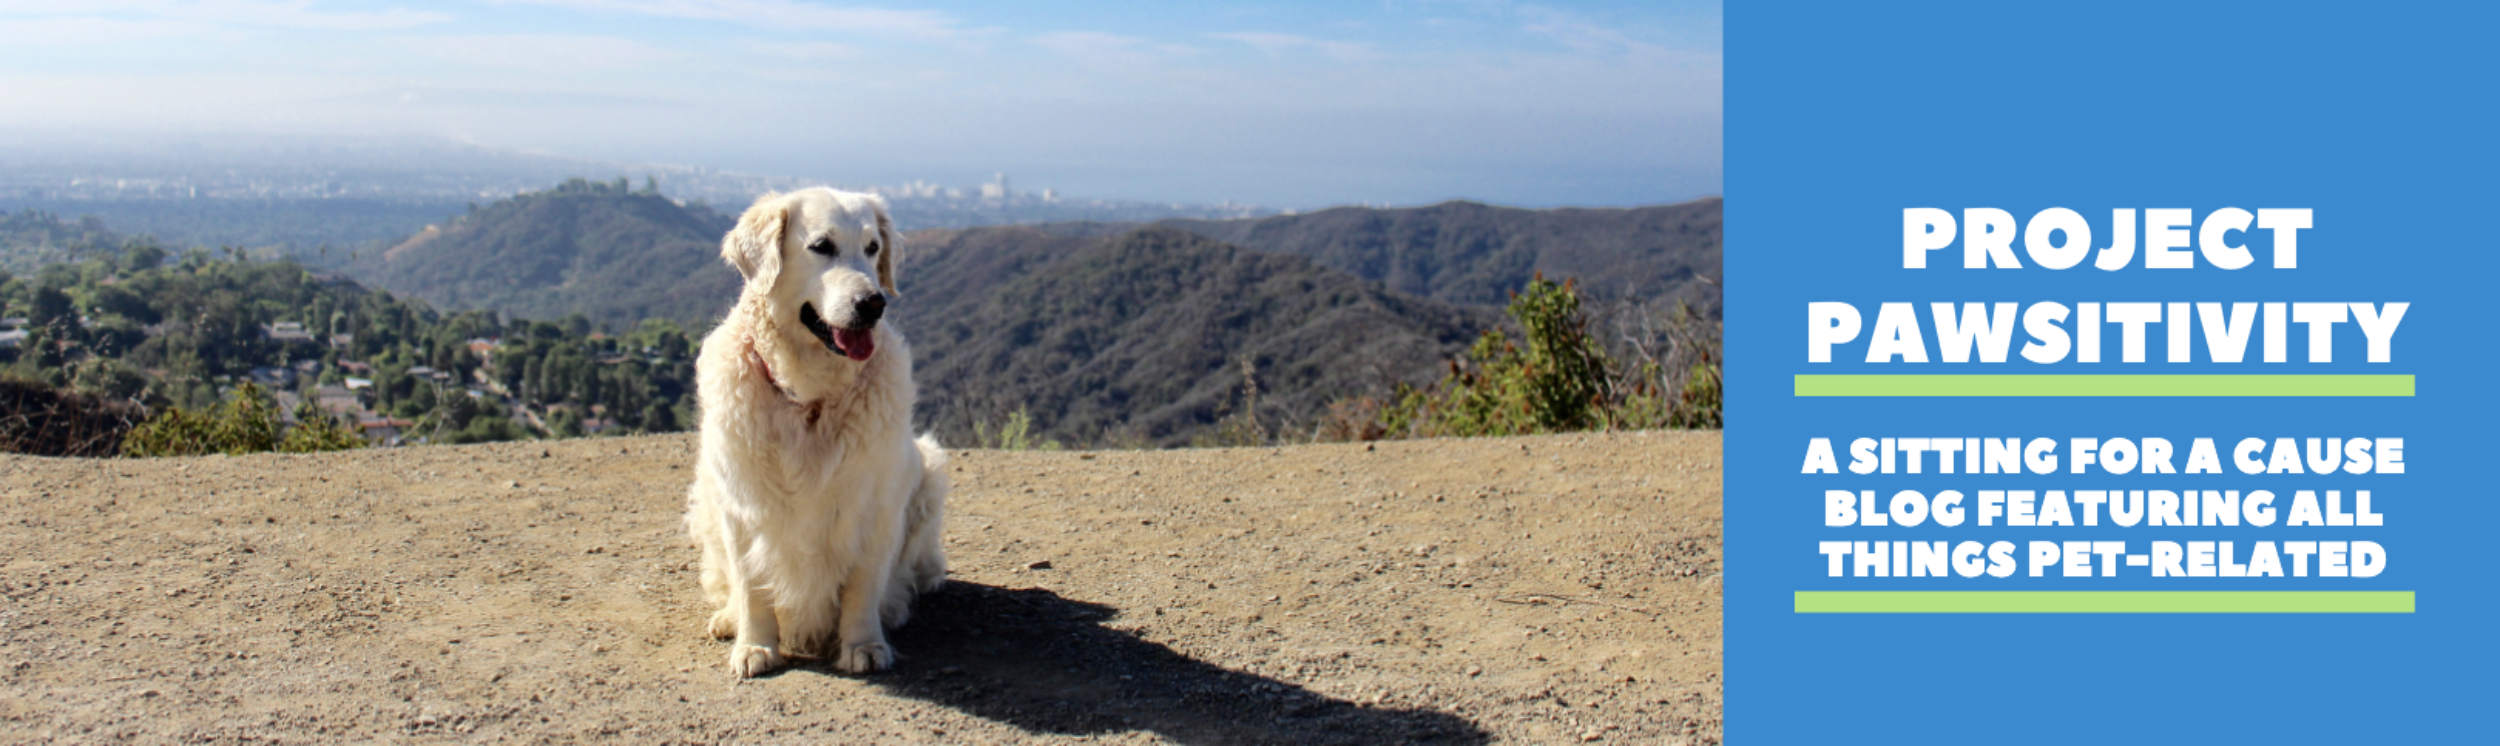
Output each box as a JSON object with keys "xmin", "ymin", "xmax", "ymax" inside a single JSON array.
[
  {"xmin": 746, "ymin": 344, "xmax": 797, "ymax": 401},
  {"xmin": 747, "ymin": 342, "xmax": 829, "ymax": 426}
]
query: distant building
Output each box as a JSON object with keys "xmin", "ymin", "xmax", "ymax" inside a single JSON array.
[
  {"xmin": 264, "ymin": 322, "xmax": 315, "ymax": 343},
  {"xmin": 357, "ymin": 415, "xmax": 416, "ymax": 444},
  {"xmin": 344, "ymin": 377, "xmax": 373, "ymax": 390},
  {"xmin": 248, "ymin": 366, "xmax": 296, "ymax": 388},
  {"xmin": 0, "ymin": 329, "xmax": 24, "ymax": 349},
  {"xmin": 315, "ymin": 385, "xmax": 361, "ymax": 414}
]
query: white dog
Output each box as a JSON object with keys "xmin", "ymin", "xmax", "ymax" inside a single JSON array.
[{"xmin": 684, "ymin": 187, "xmax": 948, "ymax": 677}]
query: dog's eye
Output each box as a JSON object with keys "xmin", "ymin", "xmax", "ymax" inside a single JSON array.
[
  {"xmin": 866, "ymin": 241, "xmax": 880, "ymax": 257},
  {"xmin": 807, "ymin": 237, "xmax": 837, "ymax": 256}
]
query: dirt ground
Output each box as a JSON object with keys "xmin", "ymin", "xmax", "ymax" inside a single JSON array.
[{"xmin": 0, "ymin": 431, "xmax": 1721, "ymax": 745}]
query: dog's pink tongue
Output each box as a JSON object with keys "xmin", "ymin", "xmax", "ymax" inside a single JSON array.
[{"xmin": 835, "ymin": 328, "xmax": 875, "ymax": 362}]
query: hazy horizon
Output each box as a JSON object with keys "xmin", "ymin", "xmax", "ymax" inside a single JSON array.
[{"xmin": 0, "ymin": 1, "xmax": 1719, "ymax": 210}]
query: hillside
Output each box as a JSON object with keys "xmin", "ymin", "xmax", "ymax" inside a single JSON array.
[
  {"xmin": 0, "ymin": 198, "xmax": 473, "ymax": 263},
  {"xmin": 347, "ymin": 179, "xmax": 740, "ymax": 329},
  {"xmin": 1160, "ymin": 199, "xmax": 1722, "ymax": 315},
  {"xmin": 0, "ymin": 431, "xmax": 1724, "ymax": 744},
  {"xmin": 0, "ymin": 210, "xmax": 126, "ymax": 274},
  {"xmin": 903, "ymin": 226, "xmax": 1495, "ymax": 447},
  {"xmin": 324, "ymin": 186, "xmax": 1714, "ymax": 447}
]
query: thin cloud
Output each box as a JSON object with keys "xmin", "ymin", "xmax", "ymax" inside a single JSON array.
[
  {"xmin": 1515, "ymin": 4, "xmax": 1656, "ymax": 55},
  {"xmin": 0, "ymin": 1, "xmax": 454, "ymax": 31},
  {"xmin": 504, "ymin": 0, "xmax": 966, "ymax": 41},
  {"xmin": 746, "ymin": 40, "xmax": 864, "ymax": 60},
  {"xmin": 1029, "ymin": 31, "xmax": 1199, "ymax": 68},
  {"xmin": 399, "ymin": 34, "xmax": 685, "ymax": 73},
  {"xmin": 1206, "ymin": 31, "xmax": 1381, "ymax": 62},
  {"xmin": 0, "ymin": 16, "xmax": 208, "ymax": 45}
]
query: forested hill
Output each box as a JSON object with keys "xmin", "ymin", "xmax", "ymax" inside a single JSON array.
[
  {"xmin": 900, "ymin": 225, "xmax": 1493, "ymax": 447},
  {"xmin": 320, "ymin": 185, "xmax": 1713, "ymax": 446},
  {"xmin": 1158, "ymin": 198, "xmax": 1722, "ymax": 315},
  {"xmin": 346, "ymin": 178, "xmax": 740, "ymax": 330},
  {"xmin": 1, "ymin": 210, "xmax": 126, "ymax": 274}
]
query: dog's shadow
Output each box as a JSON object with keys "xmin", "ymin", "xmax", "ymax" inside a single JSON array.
[{"xmin": 804, "ymin": 581, "xmax": 1488, "ymax": 745}]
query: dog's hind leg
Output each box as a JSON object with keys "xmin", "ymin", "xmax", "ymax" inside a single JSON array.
[
  {"xmin": 833, "ymin": 500, "xmax": 908, "ymax": 674},
  {"xmin": 883, "ymin": 435, "xmax": 951, "ymax": 629}
]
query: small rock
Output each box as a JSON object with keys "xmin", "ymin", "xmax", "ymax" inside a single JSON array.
[
  {"xmin": 1026, "ymin": 560, "xmax": 1053, "ymax": 570},
  {"xmin": 508, "ymin": 481, "xmax": 521, "ymax": 489}
]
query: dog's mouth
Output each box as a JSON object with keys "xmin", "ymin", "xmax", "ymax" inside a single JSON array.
[{"xmin": 798, "ymin": 302, "xmax": 875, "ymax": 362}]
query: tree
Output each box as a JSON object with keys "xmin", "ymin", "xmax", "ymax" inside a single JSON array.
[
  {"xmin": 1359, "ymin": 275, "xmax": 1709, "ymax": 439},
  {"xmin": 122, "ymin": 243, "xmax": 167, "ymax": 275},
  {"xmin": 30, "ymin": 285, "xmax": 72, "ymax": 330},
  {"xmin": 546, "ymin": 406, "xmax": 583, "ymax": 438},
  {"xmin": 642, "ymin": 399, "xmax": 678, "ymax": 433}
]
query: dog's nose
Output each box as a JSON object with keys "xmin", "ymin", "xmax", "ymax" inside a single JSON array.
[{"xmin": 855, "ymin": 294, "xmax": 887, "ymax": 327}]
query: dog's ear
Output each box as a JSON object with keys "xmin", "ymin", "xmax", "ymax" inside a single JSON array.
[
  {"xmin": 723, "ymin": 193, "xmax": 788, "ymax": 288},
  {"xmin": 873, "ymin": 197, "xmax": 902, "ymax": 297}
]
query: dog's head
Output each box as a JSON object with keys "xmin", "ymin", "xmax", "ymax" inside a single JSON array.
[{"xmin": 722, "ymin": 187, "xmax": 902, "ymax": 362}]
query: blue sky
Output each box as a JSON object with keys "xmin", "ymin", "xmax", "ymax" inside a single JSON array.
[{"xmin": 0, "ymin": 1, "xmax": 1719, "ymax": 208}]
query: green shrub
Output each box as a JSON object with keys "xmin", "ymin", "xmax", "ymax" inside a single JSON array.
[
  {"xmin": 121, "ymin": 382, "xmax": 363, "ymax": 457},
  {"xmin": 975, "ymin": 405, "xmax": 1062, "ymax": 451},
  {"xmin": 1348, "ymin": 275, "xmax": 1721, "ymax": 439},
  {"xmin": 279, "ymin": 400, "xmax": 366, "ymax": 453}
]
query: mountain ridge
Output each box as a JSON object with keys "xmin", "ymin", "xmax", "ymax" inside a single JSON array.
[
  {"xmin": 1159, "ymin": 197, "xmax": 1722, "ymax": 314},
  {"xmin": 903, "ymin": 225, "xmax": 1493, "ymax": 447},
  {"xmin": 328, "ymin": 186, "xmax": 1719, "ymax": 446}
]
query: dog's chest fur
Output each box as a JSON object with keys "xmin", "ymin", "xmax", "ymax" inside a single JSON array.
[{"xmin": 701, "ymin": 326, "xmax": 916, "ymax": 509}]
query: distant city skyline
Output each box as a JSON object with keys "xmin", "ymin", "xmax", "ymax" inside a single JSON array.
[{"xmin": 0, "ymin": 1, "xmax": 1721, "ymax": 209}]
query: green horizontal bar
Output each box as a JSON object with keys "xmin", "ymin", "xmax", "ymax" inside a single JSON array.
[
  {"xmin": 1794, "ymin": 374, "xmax": 2414, "ymax": 397},
  {"xmin": 1795, "ymin": 591, "xmax": 2414, "ymax": 614}
]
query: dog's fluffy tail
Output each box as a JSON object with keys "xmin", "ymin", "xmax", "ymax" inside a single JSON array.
[{"xmin": 884, "ymin": 433, "xmax": 950, "ymax": 628}]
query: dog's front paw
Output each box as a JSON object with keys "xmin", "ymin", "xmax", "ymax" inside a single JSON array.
[
  {"xmin": 706, "ymin": 608, "xmax": 738, "ymax": 640},
  {"xmin": 835, "ymin": 641, "xmax": 894, "ymax": 674},
  {"xmin": 728, "ymin": 643, "xmax": 786, "ymax": 678}
]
